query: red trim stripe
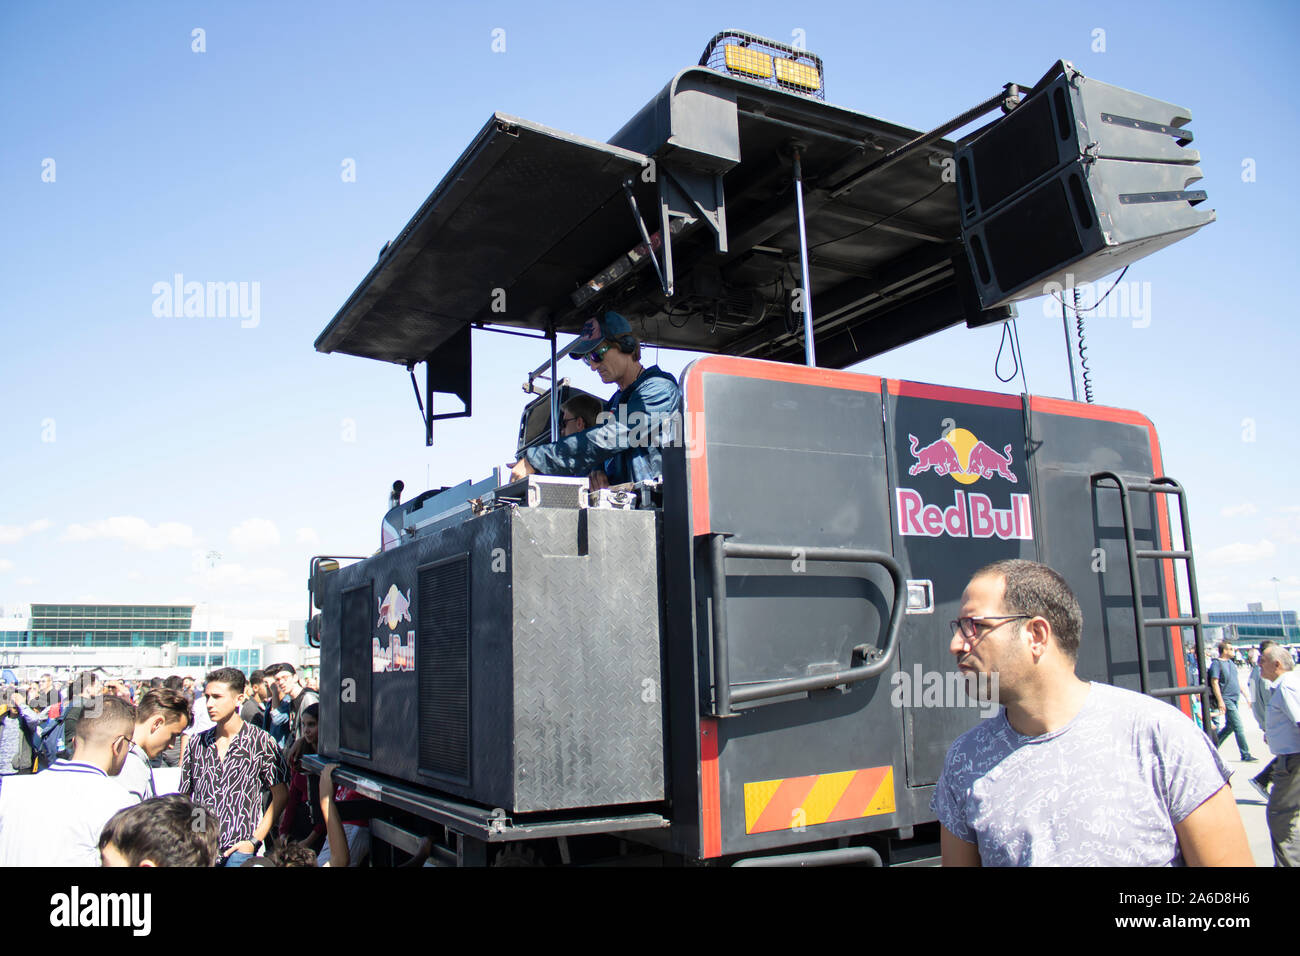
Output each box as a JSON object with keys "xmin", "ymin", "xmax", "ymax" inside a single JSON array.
[
  {"xmin": 700, "ymin": 718, "xmax": 722, "ymax": 858},
  {"xmin": 890, "ymin": 380, "xmax": 1023, "ymax": 409}
]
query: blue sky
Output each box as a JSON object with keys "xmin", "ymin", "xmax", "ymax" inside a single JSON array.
[{"xmin": 2, "ymin": 0, "xmax": 1297, "ymax": 636}]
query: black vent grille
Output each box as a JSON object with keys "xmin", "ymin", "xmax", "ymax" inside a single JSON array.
[
  {"xmin": 967, "ymin": 93, "xmax": 1060, "ymax": 218},
  {"xmin": 339, "ymin": 584, "xmax": 372, "ymax": 756},
  {"xmin": 985, "ymin": 176, "xmax": 1083, "ymax": 292},
  {"xmin": 417, "ymin": 555, "xmax": 471, "ymax": 781}
]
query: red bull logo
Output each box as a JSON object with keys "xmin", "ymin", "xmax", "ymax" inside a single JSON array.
[
  {"xmin": 375, "ymin": 583, "xmax": 415, "ymax": 672},
  {"xmin": 907, "ymin": 429, "xmax": 1017, "ymax": 484},
  {"xmin": 899, "ymin": 427, "xmax": 1031, "ymax": 540},
  {"xmin": 377, "ymin": 584, "xmax": 412, "ymax": 631}
]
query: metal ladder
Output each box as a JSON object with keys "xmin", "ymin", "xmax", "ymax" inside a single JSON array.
[{"xmin": 1090, "ymin": 473, "xmax": 1213, "ymax": 733}]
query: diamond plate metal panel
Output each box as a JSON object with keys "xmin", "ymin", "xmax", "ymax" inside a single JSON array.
[{"xmin": 512, "ymin": 508, "xmax": 665, "ymax": 811}]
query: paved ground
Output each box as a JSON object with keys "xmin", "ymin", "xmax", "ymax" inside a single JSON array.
[{"xmin": 1213, "ymin": 690, "xmax": 1274, "ymax": 867}]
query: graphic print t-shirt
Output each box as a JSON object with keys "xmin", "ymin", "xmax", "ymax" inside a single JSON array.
[
  {"xmin": 932, "ymin": 682, "xmax": 1229, "ymax": 866},
  {"xmin": 180, "ymin": 723, "xmax": 290, "ymax": 851}
]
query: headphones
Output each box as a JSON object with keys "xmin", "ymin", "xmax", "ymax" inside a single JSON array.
[{"xmin": 613, "ymin": 333, "xmax": 637, "ymax": 354}]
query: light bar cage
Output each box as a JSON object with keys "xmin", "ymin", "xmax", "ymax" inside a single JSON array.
[{"xmin": 699, "ymin": 30, "xmax": 825, "ymax": 100}]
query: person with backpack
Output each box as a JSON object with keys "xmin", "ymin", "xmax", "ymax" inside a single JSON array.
[
  {"xmin": 59, "ymin": 671, "xmax": 103, "ymax": 759},
  {"xmin": 0, "ymin": 687, "xmax": 41, "ymax": 783}
]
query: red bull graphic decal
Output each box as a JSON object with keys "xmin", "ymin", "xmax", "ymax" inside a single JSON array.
[
  {"xmin": 899, "ymin": 427, "xmax": 1031, "ymax": 540},
  {"xmin": 907, "ymin": 434, "xmax": 963, "ymax": 477},
  {"xmin": 374, "ymin": 583, "xmax": 415, "ymax": 672},
  {"xmin": 897, "ymin": 489, "xmax": 1033, "ymax": 540},
  {"xmin": 907, "ymin": 428, "xmax": 1017, "ymax": 484}
]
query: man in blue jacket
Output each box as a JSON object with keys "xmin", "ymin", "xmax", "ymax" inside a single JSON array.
[{"xmin": 510, "ymin": 312, "xmax": 681, "ymax": 487}]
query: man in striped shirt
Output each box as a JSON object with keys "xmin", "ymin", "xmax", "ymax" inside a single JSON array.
[
  {"xmin": 0, "ymin": 694, "xmax": 138, "ymax": 866},
  {"xmin": 181, "ymin": 668, "xmax": 289, "ymax": 866}
]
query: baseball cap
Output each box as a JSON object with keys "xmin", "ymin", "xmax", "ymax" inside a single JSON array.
[{"xmin": 569, "ymin": 311, "xmax": 633, "ymax": 358}]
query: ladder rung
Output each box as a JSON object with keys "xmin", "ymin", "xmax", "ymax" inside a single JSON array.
[
  {"xmin": 1125, "ymin": 482, "xmax": 1185, "ymax": 496},
  {"xmin": 1136, "ymin": 549, "xmax": 1192, "ymax": 559},
  {"xmin": 1143, "ymin": 617, "xmax": 1201, "ymax": 627}
]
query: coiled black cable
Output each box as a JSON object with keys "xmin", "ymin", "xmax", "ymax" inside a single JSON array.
[{"xmin": 1074, "ymin": 286, "xmax": 1095, "ymax": 404}]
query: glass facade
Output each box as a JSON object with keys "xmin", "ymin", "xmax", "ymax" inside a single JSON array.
[
  {"xmin": 179, "ymin": 653, "xmax": 225, "ymax": 668},
  {"xmin": 186, "ymin": 632, "xmax": 228, "ymax": 647},
  {"xmin": 1208, "ymin": 610, "xmax": 1300, "ymax": 644},
  {"xmin": 28, "ymin": 604, "xmax": 194, "ymax": 648},
  {"xmin": 0, "ymin": 605, "xmax": 258, "ymax": 672},
  {"xmin": 225, "ymin": 648, "xmax": 261, "ymax": 671}
]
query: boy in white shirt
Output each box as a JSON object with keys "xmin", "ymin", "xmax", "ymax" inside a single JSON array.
[{"xmin": 0, "ymin": 694, "xmax": 138, "ymax": 866}]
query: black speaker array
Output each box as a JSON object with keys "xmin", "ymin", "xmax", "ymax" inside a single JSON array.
[{"xmin": 956, "ymin": 61, "xmax": 1216, "ymax": 309}]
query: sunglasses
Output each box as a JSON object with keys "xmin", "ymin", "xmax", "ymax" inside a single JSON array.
[
  {"xmin": 578, "ymin": 342, "xmax": 614, "ymax": 365},
  {"xmin": 561, "ymin": 416, "xmax": 583, "ymax": 430}
]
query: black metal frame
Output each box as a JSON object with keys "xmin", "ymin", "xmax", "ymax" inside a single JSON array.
[
  {"xmin": 1091, "ymin": 472, "xmax": 1213, "ymax": 732},
  {"xmin": 306, "ymin": 554, "xmax": 366, "ymax": 648},
  {"xmin": 707, "ymin": 536, "xmax": 904, "ymax": 717},
  {"xmin": 409, "ymin": 324, "xmax": 473, "ymax": 447},
  {"xmin": 301, "ymin": 755, "xmax": 668, "ymax": 844},
  {"xmin": 697, "ymin": 30, "xmax": 827, "ymax": 100}
]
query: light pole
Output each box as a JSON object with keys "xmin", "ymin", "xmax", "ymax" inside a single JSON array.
[
  {"xmin": 204, "ymin": 551, "xmax": 222, "ymax": 669},
  {"xmin": 1272, "ymin": 576, "xmax": 1285, "ymax": 641}
]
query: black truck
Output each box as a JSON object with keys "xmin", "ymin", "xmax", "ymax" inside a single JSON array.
[{"xmin": 305, "ymin": 32, "xmax": 1216, "ymax": 866}]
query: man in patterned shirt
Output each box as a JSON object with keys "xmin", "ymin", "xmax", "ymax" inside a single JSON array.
[
  {"xmin": 180, "ymin": 667, "xmax": 289, "ymax": 867},
  {"xmin": 934, "ymin": 559, "xmax": 1253, "ymax": 866}
]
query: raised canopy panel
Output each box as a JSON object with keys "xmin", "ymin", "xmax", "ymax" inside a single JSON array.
[{"xmin": 316, "ymin": 114, "xmax": 651, "ymax": 365}]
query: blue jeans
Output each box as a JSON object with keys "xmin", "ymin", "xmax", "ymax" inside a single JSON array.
[
  {"xmin": 221, "ymin": 850, "xmax": 258, "ymax": 868},
  {"xmin": 1216, "ymin": 698, "xmax": 1253, "ymax": 759}
]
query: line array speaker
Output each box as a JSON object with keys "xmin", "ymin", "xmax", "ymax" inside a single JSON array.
[{"xmin": 956, "ymin": 61, "xmax": 1215, "ymax": 309}]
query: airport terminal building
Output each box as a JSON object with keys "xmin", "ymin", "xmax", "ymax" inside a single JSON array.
[
  {"xmin": 0, "ymin": 603, "xmax": 255, "ymax": 676},
  {"xmin": 1208, "ymin": 608, "xmax": 1300, "ymax": 648}
]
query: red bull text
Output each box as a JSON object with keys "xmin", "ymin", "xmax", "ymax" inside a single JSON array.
[{"xmin": 896, "ymin": 489, "xmax": 1033, "ymax": 540}]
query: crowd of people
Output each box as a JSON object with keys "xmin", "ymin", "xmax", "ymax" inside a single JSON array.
[
  {"xmin": 0, "ymin": 663, "xmax": 372, "ymax": 867},
  {"xmin": 2, "ymin": 568, "xmax": 1298, "ymax": 868}
]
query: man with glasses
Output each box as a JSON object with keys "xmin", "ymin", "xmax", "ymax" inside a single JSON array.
[
  {"xmin": 933, "ymin": 559, "xmax": 1252, "ymax": 866},
  {"xmin": 0, "ymin": 694, "xmax": 138, "ymax": 865},
  {"xmin": 509, "ymin": 311, "xmax": 681, "ymax": 489},
  {"xmin": 561, "ymin": 394, "xmax": 605, "ymax": 436}
]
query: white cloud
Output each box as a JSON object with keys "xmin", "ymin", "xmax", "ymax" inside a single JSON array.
[
  {"xmin": 62, "ymin": 516, "xmax": 199, "ymax": 551},
  {"xmin": 0, "ymin": 559, "xmax": 13, "ymax": 572},
  {"xmin": 0, "ymin": 519, "xmax": 52, "ymax": 544},
  {"xmin": 190, "ymin": 562, "xmax": 290, "ymax": 593},
  {"xmin": 17, "ymin": 576, "xmax": 36, "ymax": 586},
  {"xmin": 295, "ymin": 527, "xmax": 320, "ymax": 546},
  {"xmin": 1199, "ymin": 540, "xmax": 1276, "ymax": 566},
  {"xmin": 1219, "ymin": 503, "xmax": 1258, "ymax": 518},
  {"xmin": 229, "ymin": 519, "xmax": 281, "ymax": 552}
]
